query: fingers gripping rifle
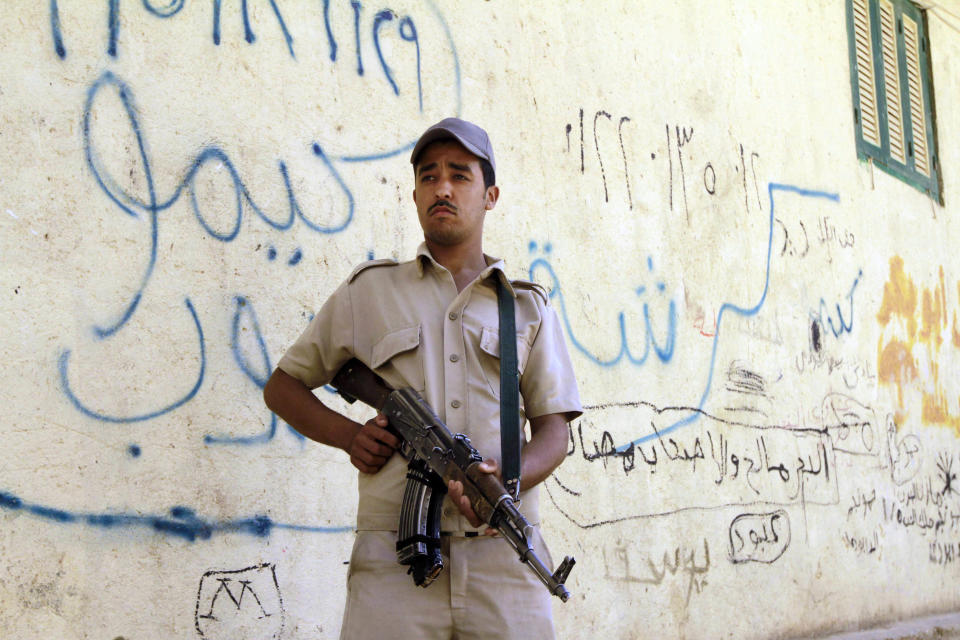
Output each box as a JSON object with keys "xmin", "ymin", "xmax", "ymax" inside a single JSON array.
[{"xmin": 331, "ymin": 359, "xmax": 575, "ymax": 602}]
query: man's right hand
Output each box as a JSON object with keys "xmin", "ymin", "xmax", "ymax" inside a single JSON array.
[{"xmin": 348, "ymin": 413, "xmax": 400, "ymax": 473}]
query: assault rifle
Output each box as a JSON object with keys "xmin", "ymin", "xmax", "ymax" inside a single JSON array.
[{"xmin": 331, "ymin": 358, "xmax": 575, "ymax": 602}]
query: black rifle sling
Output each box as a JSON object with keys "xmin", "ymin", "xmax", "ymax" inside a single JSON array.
[{"xmin": 496, "ymin": 278, "xmax": 521, "ymax": 501}]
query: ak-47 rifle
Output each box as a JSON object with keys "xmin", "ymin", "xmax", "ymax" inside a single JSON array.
[{"xmin": 331, "ymin": 358, "xmax": 575, "ymax": 602}]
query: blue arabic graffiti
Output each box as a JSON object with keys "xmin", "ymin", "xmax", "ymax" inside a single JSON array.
[
  {"xmin": 78, "ymin": 71, "xmax": 355, "ymax": 336},
  {"xmin": 812, "ymin": 269, "xmax": 863, "ymax": 340},
  {"xmin": 59, "ymin": 298, "xmax": 206, "ymax": 423},
  {"xmin": 57, "ymin": 75, "xmax": 345, "ymax": 429},
  {"xmin": 529, "ymin": 246, "xmax": 677, "ymax": 367},
  {"xmin": 605, "ymin": 183, "xmax": 841, "ymax": 450},
  {"xmin": 21, "ymin": 0, "xmax": 470, "ymax": 543},
  {"xmin": 58, "ymin": 70, "xmax": 355, "ymax": 429},
  {"xmin": 56, "ymin": 0, "xmax": 462, "ymax": 445},
  {"xmin": 0, "ymin": 490, "xmax": 351, "ymax": 542},
  {"xmin": 204, "ymin": 296, "xmax": 304, "ymax": 445}
]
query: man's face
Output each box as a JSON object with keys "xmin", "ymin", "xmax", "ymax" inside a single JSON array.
[{"xmin": 412, "ymin": 140, "xmax": 498, "ymax": 248}]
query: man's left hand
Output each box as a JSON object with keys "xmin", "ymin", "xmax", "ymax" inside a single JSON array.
[{"xmin": 448, "ymin": 459, "xmax": 499, "ymax": 536}]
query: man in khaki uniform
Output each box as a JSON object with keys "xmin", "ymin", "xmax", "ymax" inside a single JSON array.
[{"xmin": 264, "ymin": 118, "xmax": 582, "ymax": 639}]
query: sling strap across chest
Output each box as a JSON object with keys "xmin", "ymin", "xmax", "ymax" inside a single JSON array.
[{"xmin": 496, "ymin": 278, "xmax": 521, "ymax": 501}]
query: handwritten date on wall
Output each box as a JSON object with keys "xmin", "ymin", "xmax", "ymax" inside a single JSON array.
[{"xmin": 565, "ymin": 109, "xmax": 762, "ymax": 222}]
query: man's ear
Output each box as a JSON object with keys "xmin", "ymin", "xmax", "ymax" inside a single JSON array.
[
  {"xmin": 411, "ymin": 188, "xmax": 417, "ymax": 204},
  {"xmin": 484, "ymin": 185, "xmax": 500, "ymax": 210}
]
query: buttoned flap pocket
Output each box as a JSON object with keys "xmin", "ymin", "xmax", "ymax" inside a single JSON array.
[
  {"xmin": 371, "ymin": 324, "xmax": 425, "ymax": 391},
  {"xmin": 478, "ymin": 326, "xmax": 532, "ymax": 398}
]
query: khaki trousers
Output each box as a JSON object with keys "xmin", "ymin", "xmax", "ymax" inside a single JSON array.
[{"xmin": 339, "ymin": 528, "xmax": 557, "ymax": 639}]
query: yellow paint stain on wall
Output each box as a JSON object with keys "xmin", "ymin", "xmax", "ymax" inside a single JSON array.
[
  {"xmin": 919, "ymin": 266, "xmax": 947, "ymax": 346},
  {"xmin": 922, "ymin": 391, "xmax": 960, "ymax": 431},
  {"xmin": 954, "ymin": 282, "xmax": 960, "ymax": 348},
  {"xmin": 877, "ymin": 256, "xmax": 918, "ymax": 339},
  {"xmin": 877, "ymin": 256, "xmax": 960, "ymax": 435},
  {"xmin": 878, "ymin": 339, "xmax": 915, "ymax": 410}
]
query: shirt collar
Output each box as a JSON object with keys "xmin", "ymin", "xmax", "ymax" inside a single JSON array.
[{"xmin": 415, "ymin": 242, "xmax": 517, "ymax": 297}]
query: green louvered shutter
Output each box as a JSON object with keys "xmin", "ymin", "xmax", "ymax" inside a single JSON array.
[{"xmin": 846, "ymin": 0, "xmax": 941, "ymax": 203}]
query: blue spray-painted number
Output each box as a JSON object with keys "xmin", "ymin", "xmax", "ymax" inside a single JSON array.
[
  {"xmin": 49, "ymin": 0, "xmax": 67, "ymax": 58},
  {"xmin": 399, "ymin": 16, "xmax": 423, "ymax": 112},
  {"xmin": 51, "ymin": 2, "xmax": 460, "ymax": 163},
  {"xmin": 372, "ymin": 10, "xmax": 424, "ymax": 111},
  {"xmin": 142, "ymin": 0, "xmax": 185, "ymax": 18}
]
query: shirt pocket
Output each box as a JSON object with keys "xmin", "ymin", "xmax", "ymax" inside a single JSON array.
[
  {"xmin": 371, "ymin": 324, "xmax": 425, "ymax": 391},
  {"xmin": 478, "ymin": 325, "xmax": 532, "ymax": 399}
]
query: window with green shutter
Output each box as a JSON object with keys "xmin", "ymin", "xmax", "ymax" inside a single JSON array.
[{"xmin": 846, "ymin": 0, "xmax": 942, "ymax": 203}]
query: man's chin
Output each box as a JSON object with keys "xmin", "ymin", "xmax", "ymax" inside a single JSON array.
[{"xmin": 424, "ymin": 228, "xmax": 467, "ymax": 246}]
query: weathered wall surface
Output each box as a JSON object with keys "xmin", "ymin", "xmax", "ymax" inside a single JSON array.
[{"xmin": 2, "ymin": 1, "xmax": 960, "ymax": 638}]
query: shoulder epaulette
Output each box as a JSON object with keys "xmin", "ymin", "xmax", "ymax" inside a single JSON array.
[
  {"xmin": 510, "ymin": 279, "xmax": 550, "ymax": 304},
  {"xmin": 348, "ymin": 258, "xmax": 399, "ymax": 283}
]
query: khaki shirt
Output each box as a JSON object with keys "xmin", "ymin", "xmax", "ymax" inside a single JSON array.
[{"xmin": 278, "ymin": 243, "xmax": 583, "ymax": 533}]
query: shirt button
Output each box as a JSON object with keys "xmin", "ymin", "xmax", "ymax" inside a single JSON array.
[
  {"xmin": 448, "ymin": 312, "xmax": 458, "ymax": 321},
  {"xmin": 449, "ymin": 354, "xmax": 460, "ymax": 363},
  {"xmin": 450, "ymin": 400, "xmax": 462, "ymax": 409}
]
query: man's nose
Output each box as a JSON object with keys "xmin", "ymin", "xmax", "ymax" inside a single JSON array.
[{"xmin": 434, "ymin": 176, "xmax": 453, "ymax": 198}]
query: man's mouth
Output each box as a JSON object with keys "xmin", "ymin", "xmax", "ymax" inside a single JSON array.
[{"xmin": 429, "ymin": 201, "xmax": 457, "ymax": 215}]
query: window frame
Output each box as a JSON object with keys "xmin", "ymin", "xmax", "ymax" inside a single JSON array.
[{"xmin": 845, "ymin": 0, "xmax": 943, "ymax": 204}]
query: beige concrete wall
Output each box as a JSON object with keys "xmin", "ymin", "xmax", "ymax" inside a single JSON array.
[{"xmin": 2, "ymin": 1, "xmax": 959, "ymax": 638}]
